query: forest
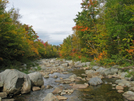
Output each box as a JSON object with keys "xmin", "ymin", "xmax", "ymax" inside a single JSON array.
[
  {"xmin": 60, "ymin": 0, "xmax": 134, "ymax": 66},
  {"xmin": 0, "ymin": 0, "xmax": 134, "ymax": 68},
  {"xmin": 0, "ymin": 0, "xmax": 59, "ymax": 67}
]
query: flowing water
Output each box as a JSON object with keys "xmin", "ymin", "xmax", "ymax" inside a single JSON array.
[{"xmin": 13, "ymin": 68, "xmax": 127, "ymax": 101}]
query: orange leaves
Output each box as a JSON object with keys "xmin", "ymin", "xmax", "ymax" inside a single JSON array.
[
  {"xmin": 94, "ymin": 51, "xmax": 107, "ymax": 61},
  {"xmin": 72, "ymin": 25, "xmax": 90, "ymax": 31}
]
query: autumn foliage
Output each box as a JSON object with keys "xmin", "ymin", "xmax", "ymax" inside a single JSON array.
[
  {"xmin": 0, "ymin": 0, "xmax": 59, "ymax": 66},
  {"xmin": 59, "ymin": 0, "xmax": 134, "ymax": 65}
]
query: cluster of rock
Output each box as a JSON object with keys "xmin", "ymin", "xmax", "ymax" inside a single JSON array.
[
  {"xmin": 0, "ymin": 58, "xmax": 134, "ymax": 101},
  {"xmin": 0, "ymin": 69, "xmax": 44, "ymax": 100},
  {"xmin": 83, "ymin": 65, "xmax": 134, "ymax": 101},
  {"xmin": 39, "ymin": 58, "xmax": 134, "ymax": 101}
]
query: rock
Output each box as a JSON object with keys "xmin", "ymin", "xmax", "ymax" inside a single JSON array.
[
  {"xmin": 43, "ymin": 93, "xmax": 59, "ymax": 101},
  {"xmin": 88, "ymin": 77, "xmax": 103, "ymax": 86},
  {"xmin": 85, "ymin": 62, "xmax": 90, "ymax": 67},
  {"xmin": 52, "ymin": 86, "xmax": 63, "ymax": 94},
  {"xmin": 85, "ymin": 70, "xmax": 100, "ymax": 78},
  {"xmin": 28, "ymin": 72, "xmax": 44, "ymax": 87},
  {"xmin": 71, "ymin": 83, "xmax": 89, "ymax": 89},
  {"xmin": 92, "ymin": 66, "xmax": 99, "ymax": 70},
  {"xmin": 62, "ymin": 79, "xmax": 72, "ymax": 84},
  {"xmin": 56, "ymin": 96, "xmax": 68, "ymax": 100},
  {"xmin": 53, "ymin": 75, "xmax": 58, "ymax": 79},
  {"xmin": 0, "ymin": 69, "xmax": 31, "ymax": 95},
  {"xmin": 104, "ymin": 67, "xmax": 118, "ymax": 76},
  {"xmin": 123, "ymin": 91, "xmax": 134, "ymax": 101},
  {"xmin": 117, "ymin": 90, "xmax": 124, "ymax": 93},
  {"xmin": 60, "ymin": 89, "xmax": 74, "ymax": 95},
  {"xmin": 41, "ymin": 85, "xmax": 45, "ymax": 89},
  {"xmin": 46, "ymin": 85, "xmax": 53, "ymax": 89},
  {"xmin": 129, "ymin": 87, "xmax": 134, "ymax": 91},
  {"xmin": 116, "ymin": 85, "xmax": 124, "ymax": 90},
  {"xmin": 32, "ymin": 86, "xmax": 41, "ymax": 91},
  {"xmin": 40, "ymin": 72, "xmax": 49, "ymax": 78},
  {"xmin": 0, "ymin": 92, "xmax": 7, "ymax": 98},
  {"xmin": 115, "ymin": 79, "xmax": 131, "ymax": 87},
  {"xmin": 69, "ymin": 74, "xmax": 77, "ymax": 82},
  {"xmin": 61, "ymin": 63, "xmax": 69, "ymax": 67},
  {"xmin": 96, "ymin": 67, "xmax": 106, "ymax": 74},
  {"xmin": 2, "ymin": 99, "xmax": 14, "ymax": 101}
]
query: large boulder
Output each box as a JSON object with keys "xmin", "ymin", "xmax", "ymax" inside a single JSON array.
[
  {"xmin": 88, "ymin": 77, "xmax": 103, "ymax": 86},
  {"xmin": 0, "ymin": 69, "xmax": 31, "ymax": 95},
  {"xmin": 123, "ymin": 91, "xmax": 134, "ymax": 101},
  {"xmin": 43, "ymin": 93, "xmax": 59, "ymax": 101},
  {"xmin": 28, "ymin": 72, "xmax": 44, "ymax": 87}
]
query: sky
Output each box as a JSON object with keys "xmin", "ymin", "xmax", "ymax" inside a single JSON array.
[{"xmin": 7, "ymin": 0, "xmax": 82, "ymax": 45}]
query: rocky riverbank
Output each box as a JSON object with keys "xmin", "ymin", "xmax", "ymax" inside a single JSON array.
[{"xmin": 0, "ymin": 58, "xmax": 134, "ymax": 101}]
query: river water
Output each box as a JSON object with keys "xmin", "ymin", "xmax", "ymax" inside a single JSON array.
[{"xmin": 14, "ymin": 68, "xmax": 126, "ymax": 101}]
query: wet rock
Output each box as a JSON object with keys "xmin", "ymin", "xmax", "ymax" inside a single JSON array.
[
  {"xmin": 0, "ymin": 92, "xmax": 7, "ymax": 98},
  {"xmin": 28, "ymin": 72, "xmax": 44, "ymax": 87},
  {"xmin": 40, "ymin": 72, "xmax": 49, "ymax": 78},
  {"xmin": 41, "ymin": 85, "xmax": 45, "ymax": 89},
  {"xmin": 52, "ymin": 86, "xmax": 64, "ymax": 94},
  {"xmin": 85, "ymin": 70, "xmax": 94, "ymax": 78},
  {"xmin": 32, "ymin": 86, "xmax": 41, "ymax": 91},
  {"xmin": 61, "ymin": 89, "xmax": 74, "ymax": 95},
  {"xmin": 88, "ymin": 77, "xmax": 103, "ymax": 86},
  {"xmin": 43, "ymin": 93, "xmax": 59, "ymax": 101},
  {"xmin": 69, "ymin": 74, "xmax": 77, "ymax": 82},
  {"xmin": 56, "ymin": 96, "xmax": 68, "ymax": 100},
  {"xmin": 62, "ymin": 79, "xmax": 72, "ymax": 84},
  {"xmin": 61, "ymin": 63, "xmax": 69, "ymax": 67},
  {"xmin": 129, "ymin": 87, "xmax": 134, "ymax": 91},
  {"xmin": 117, "ymin": 90, "xmax": 124, "ymax": 93},
  {"xmin": 46, "ymin": 85, "xmax": 53, "ymax": 89},
  {"xmin": 0, "ymin": 69, "xmax": 31, "ymax": 95},
  {"xmin": 112, "ymin": 84, "xmax": 116, "ymax": 87},
  {"xmin": 123, "ymin": 91, "xmax": 134, "ymax": 101},
  {"xmin": 115, "ymin": 79, "xmax": 131, "ymax": 87},
  {"xmin": 71, "ymin": 83, "xmax": 89, "ymax": 89},
  {"xmin": 116, "ymin": 85, "xmax": 124, "ymax": 90},
  {"xmin": 2, "ymin": 99, "xmax": 14, "ymax": 101},
  {"xmin": 53, "ymin": 75, "xmax": 58, "ymax": 79}
]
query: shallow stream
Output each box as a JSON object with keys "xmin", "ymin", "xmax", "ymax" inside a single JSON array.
[{"xmin": 14, "ymin": 68, "xmax": 126, "ymax": 101}]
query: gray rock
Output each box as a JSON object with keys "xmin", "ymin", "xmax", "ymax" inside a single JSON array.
[
  {"xmin": 96, "ymin": 67, "xmax": 106, "ymax": 74},
  {"xmin": 0, "ymin": 92, "xmax": 7, "ymax": 98},
  {"xmin": 104, "ymin": 67, "xmax": 118, "ymax": 75},
  {"xmin": 92, "ymin": 66, "xmax": 99, "ymax": 70},
  {"xmin": 61, "ymin": 63, "xmax": 69, "ymax": 67},
  {"xmin": 28, "ymin": 72, "xmax": 44, "ymax": 87},
  {"xmin": 88, "ymin": 77, "xmax": 103, "ymax": 86},
  {"xmin": 115, "ymin": 79, "xmax": 131, "ymax": 87},
  {"xmin": 43, "ymin": 93, "xmax": 59, "ymax": 101},
  {"xmin": 85, "ymin": 62, "xmax": 90, "ymax": 67},
  {"xmin": 1, "ymin": 69, "xmax": 31, "ymax": 95},
  {"xmin": 123, "ymin": 91, "xmax": 134, "ymax": 101},
  {"xmin": 129, "ymin": 87, "xmax": 134, "ymax": 92}
]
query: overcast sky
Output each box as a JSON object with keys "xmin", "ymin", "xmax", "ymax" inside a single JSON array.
[{"xmin": 7, "ymin": 0, "xmax": 82, "ymax": 45}]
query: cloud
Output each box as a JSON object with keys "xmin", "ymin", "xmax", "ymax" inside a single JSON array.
[{"xmin": 7, "ymin": 0, "xmax": 82, "ymax": 45}]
